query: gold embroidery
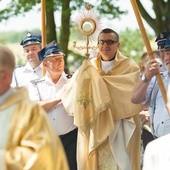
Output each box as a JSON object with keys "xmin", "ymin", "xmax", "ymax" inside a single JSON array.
[
  {"xmin": 76, "ymin": 92, "xmax": 93, "ymax": 109},
  {"xmin": 98, "ymin": 139, "xmax": 116, "ymax": 170}
]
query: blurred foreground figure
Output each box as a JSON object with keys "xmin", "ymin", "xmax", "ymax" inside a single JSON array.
[
  {"xmin": 0, "ymin": 45, "xmax": 68, "ymax": 170},
  {"xmin": 143, "ymin": 133, "xmax": 170, "ymax": 170}
]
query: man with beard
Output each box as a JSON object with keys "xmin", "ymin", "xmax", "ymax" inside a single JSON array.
[{"xmin": 131, "ymin": 34, "xmax": 170, "ymax": 138}]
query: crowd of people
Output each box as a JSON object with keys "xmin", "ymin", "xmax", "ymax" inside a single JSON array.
[{"xmin": 0, "ymin": 29, "xmax": 170, "ymax": 170}]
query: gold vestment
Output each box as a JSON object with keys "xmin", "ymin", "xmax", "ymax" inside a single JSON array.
[
  {"xmin": 0, "ymin": 87, "xmax": 68, "ymax": 170},
  {"xmin": 61, "ymin": 51, "xmax": 142, "ymax": 170}
]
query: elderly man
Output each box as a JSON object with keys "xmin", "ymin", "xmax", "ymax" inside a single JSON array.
[
  {"xmin": 12, "ymin": 32, "xmax": 43, "ymax": 88},
  {"xmin": 0, "ymin": 44, "xmax": 68, "ymax": 170},
  {"xmin": 29, "ymin": 41, "xmax": 77, "ymax": 170},
  {"xmin": 143, "ymin": 83, "xmax": 170, "ymax": 170},
  {"xmin": 131, "ymin": 33, "xmax": 170, "ymax": 138}
]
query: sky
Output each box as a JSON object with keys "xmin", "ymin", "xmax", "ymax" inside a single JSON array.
[{"xmin": 0, "ymin": 0, "xmax": 154, "ymax": 34}]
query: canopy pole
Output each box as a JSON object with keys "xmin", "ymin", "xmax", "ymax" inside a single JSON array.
[
  {"xmin": 41, "ymin": 0, "xmax": 46, "ymax": 47},
  {"xmin": 41, "ymin": 0, "xmax": 46, "ymax": 76}
]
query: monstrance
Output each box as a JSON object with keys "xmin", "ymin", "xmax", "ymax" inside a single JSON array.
[{"xmin": 73, "ymin": 3, "xmax": 102, "ymax": 59}]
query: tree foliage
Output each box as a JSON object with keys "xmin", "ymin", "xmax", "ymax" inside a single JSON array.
[
  {"xmin": 0, "ymin": 1, "xmax": 39, "ymax": 20},
  {"xmin": 1, "ymin": 0, "xmax": 169, "ymax": 36},
  {"xmin": 137, "ymin": 0, "xmax": 170, "ymax": 35},
  {"xmin": 119, "ymin": 28, "xmax": 154, "ymax": 64},
  {"xmin": 0, "ymin": 0, "xmax": 165, "ymax": 68}
]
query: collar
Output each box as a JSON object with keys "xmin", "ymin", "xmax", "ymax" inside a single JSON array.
[
  {"xmin": 44, "ymin": 71, "xmax": 67, "ymax": 85},
  {"xmin": 23, "ymin": 62, "xmax": 42, "ymax": 72},
  {"xmin": 101, "ymin": 56, "xmax": 115, "ymax": 61},
  {"xmin": 100, "ymin": 59, "xmax": 115, "ymax": 72}
]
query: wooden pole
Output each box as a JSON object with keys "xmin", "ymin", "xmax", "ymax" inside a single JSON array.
[
  {"xmin": 130, "ymin": 0, "xmax": 168, "ymax": 109},
  {"xmin": 41, "ymin": 0, "xmax": 46, "ymax": 76},
  {"xmin": 41, "ymin": 0, "xmax": 46, "ymax": 48}
]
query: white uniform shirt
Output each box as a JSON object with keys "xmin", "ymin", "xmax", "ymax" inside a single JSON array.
[
  {"xmin": 11, "ymin": 62, "xmax": 43, "ymax": 88},
  {"xmin": 146, "ymin": 71, "xmax": 170, "ymax": 137},
  {"xmin": 29, "ymin": 72, "xmax": 76, "ymax": 135},
  {"xmin": 143, "ymin": 134, "xmax": 170, "ymax": 170}
]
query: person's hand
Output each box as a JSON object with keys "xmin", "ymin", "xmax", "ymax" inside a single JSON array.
[
  {"xmin": 144, "ymin": 59, "xmax": 160, "ymax": 80},
  {"xmin": 139, "ymin": 110, "xmax": 150, "ymax": 122}
]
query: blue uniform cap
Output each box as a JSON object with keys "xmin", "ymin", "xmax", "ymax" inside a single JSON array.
[
  {"xmin": 164, "ymin": 37, "xmax": 170, "ymax": 51},
  {"xmin": 155, "ymin": 32, "xmax": 170, "ymax": 50},
  {"xmin": 20, "ymin": 32, "xmax": 42, "ymax": 47},
  {"xmin": 38, "ymin": 40, "xmax": 64, "ymax": 61}
]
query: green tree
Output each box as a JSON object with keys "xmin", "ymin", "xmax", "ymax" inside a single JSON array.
[
  {"xmin": 119, "ymin": 28, "xmax": 154, "ymax": 64},
  {"xmin": 137, "ymin": 0, "xmax": 170, "ymax": 34},
  {"xmin": 46, "ymin": 0, "xmax": 57, "ymax": 43},
  {"xmin": 59, "ymin": 0, "xmax": 71, "ymax": 66}
]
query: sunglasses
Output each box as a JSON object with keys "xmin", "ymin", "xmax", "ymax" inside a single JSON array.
[{"xmin": 98, "ymin": 40, "xmax": 118, "ymax": 45}]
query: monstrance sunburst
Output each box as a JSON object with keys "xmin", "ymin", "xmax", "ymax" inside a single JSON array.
[{"xmin": 72, "ymin": 3, "xmax": 102, "ymax": 59}]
